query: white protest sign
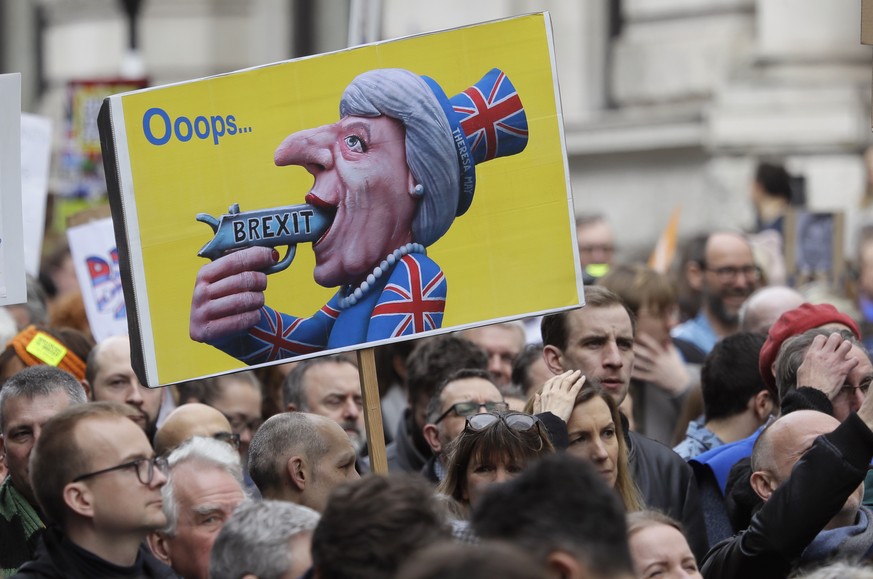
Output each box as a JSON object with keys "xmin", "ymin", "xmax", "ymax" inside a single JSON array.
[
  {"xmin": 67, "ymin": 217, "xmax": 127, "ymax": 342},
  {"xmin": 20, "ymin": 114, "xmax": 52, "ymax": 277},
  {"xmin": 0, "ymin": 73, "xmax": 26, "ymax": 306}
]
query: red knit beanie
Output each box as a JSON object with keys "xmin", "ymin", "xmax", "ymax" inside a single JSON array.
[{"xmin": 758, "ymin": 303, "xmax": 861, "ymax": 390}]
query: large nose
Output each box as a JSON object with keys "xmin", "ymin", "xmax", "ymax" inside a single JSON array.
[
  {"xmin": 730, "ymin": 268, "xmax": 755, "ymax": 292},
  {"xmin": 151, "ymin": 464, "xmax": 168, "ymax": 488},
  {"xmin": 127, "ymin": 384, "xmax": 144, "ymax": 406},
  {"xmin": 31, "ymin": 424, "xmax": 44, "ymax": 447},
  {"xmin": 239, "ymin": 425, "xmax": 254, "ymax": 447},
  {"xmin": 493, "ymin": 466, "xmax": 512, "ymax": 484},
  {"xmin": 488, "ymin": 354, "xmax": 505, "ymax": 383},
  {"xmin": 589, "ymin": 438, "xmax": 609, "ymax": 464},
  {"xmin": 343, "ymin": 397, "xmax": 360, "ymax": 421},
  {"xmin": 665, "ymin": 308, "xmax": 678, "ymax": 332},
  {"xmin": 602, "ymin": 340, "xmax": 623, "ymax": 368},
  {"xmin": 590, "ymin": 246, "xmax": 610, "ymax": 264},
  {"xmin": 274, "ymin": 125, "xmax": 337, "ymax": 174},
  {"xmin": 732, "ymin": 275, "xmax": 752, "ymax": 291}
]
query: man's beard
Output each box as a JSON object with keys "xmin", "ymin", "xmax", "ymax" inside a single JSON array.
[
  {"xmin": 707, "ymin": 288, "xmax": 746, "ymax": 327},
  {"xmin": 341, "ymin": 420, "xmax": 366, "ymax": 454}
]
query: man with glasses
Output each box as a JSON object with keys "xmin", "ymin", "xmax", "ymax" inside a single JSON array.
[
  {"xmin": 383, "ymin": 336, "xmax": 487, "ymax": 474},
  {"xmin": 248, "ymin": 412, "xmax": 360, "ymax": 512},
  {"xmin": 147, "ymin": 436, "xmax": 247, "ymax": 579},
  {"xmin": 421, "ymin": 368, "xmax": 507, "ymax": 484},
  {"xmin": 0, "ymin": 366, "xmax": 86, "ymax": 576},
  {"xmin": 686, "ymin": 303, "xmax": 866, "ymax": 546},
  {"xmin": 576, "ymin": 213, "xmax": 616, "ymax": 284},
  {"xmin": 84, "ymin": 335, "xmax": 164, "ymax": 440},
  {"xmin": 153, "ymin": 402, "xmax": 239, "ymax": 456},
  {"xmin": 672, "ymin": 231, "xmax": 760, "ymax": 356},
  {"xmin": 16, "ymin": 401, "xmax": 174, "ymax": 578}
]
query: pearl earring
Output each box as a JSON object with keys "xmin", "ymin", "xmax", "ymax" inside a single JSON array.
[{"xmin": 411, "ymin": 184, "xmax": 425, "ymax": 198}]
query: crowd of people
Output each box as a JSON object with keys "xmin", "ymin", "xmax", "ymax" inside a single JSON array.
[{"xmin": 6, "ymin": 161, "xmax": 873, "ymax": 578}]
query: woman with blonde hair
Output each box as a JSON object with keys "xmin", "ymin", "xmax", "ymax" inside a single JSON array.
[
  {"xmin": 627, "ymin": 510, "xmax": 701, "ymax": 579},
  {"xmin": 529, "ymin": 370, "xmax": 644, "ymax": 511}
]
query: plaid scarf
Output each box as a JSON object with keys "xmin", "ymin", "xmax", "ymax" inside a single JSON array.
[{"xmin": 0, "ymin": 475, "xmax": 45, "ymax": 577}]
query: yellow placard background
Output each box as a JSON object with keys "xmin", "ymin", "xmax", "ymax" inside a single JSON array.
[{"xmin": 117, "ymin": 14, "xmax": 579, "ymax": 384}]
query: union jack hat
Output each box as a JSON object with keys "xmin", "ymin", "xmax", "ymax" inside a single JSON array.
[{"xmin": 422, "ymin": 68, "xmax": 528, "ymax": 217}]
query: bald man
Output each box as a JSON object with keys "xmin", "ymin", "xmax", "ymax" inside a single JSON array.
[
  {"xmin": 247, "ymin": 413, "xmax": 359, "ymax": 512},
  {"xmin": 701, "ymin": 401, "xmax": 873, "ymax": 578},
  {"xmin": 154, "ymin": 403, "xmax": 237, "ymax": 456},
  {"xmin": 738, "ymin": 286, "xmax": 805, "ymax": 335},
  {"xmin": 673, "ymin": 231, "xmax": 760, "ymax": 355}
]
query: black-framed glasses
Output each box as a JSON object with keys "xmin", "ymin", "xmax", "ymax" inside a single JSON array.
[
  {"xmin": 704, "ymin": 265, "xmax": 761, "ymax": 283},
  {"xmin": 434, "ymin": 401, "xmax": 509, "ymax": 424},
  {"xmin": 72, "ymin": 456, "xmax": 169, "ymax": 486},
  {"xmin": 212, "ymin": 431, "xmax": 241, "ymax": 450},
  {"xmin": 465, "ymin": 411, "xmax": 540, "ymax": 433}
]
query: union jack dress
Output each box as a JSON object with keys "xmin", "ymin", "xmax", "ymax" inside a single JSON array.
[{"xmin": 211, "ymin": 253, "xmax": 447, "ymax": 365}]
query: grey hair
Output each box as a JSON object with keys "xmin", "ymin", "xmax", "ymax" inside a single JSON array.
[
  {"xmin": 209, "ymin": 499, "xmax": 319, "ymax": 579},
  {"xmin": 282, "ymin": 354, "xmax": 356, "ymax": 411},
  {"xmin": 774, "ymin": 327, "xmax": 864, "ymax": 402},
  {"xmin": 248, "ymin": 412, "xmax": 328, "ymax": 496},
  {"xmin": 0, "ymin": 366, "xmax": 86, "ymax": 432},
  {"xmin": 160, "ymin": 436, "xmax": 245, "ymax": 536},
  {"xmin": 340, "ymin": 68, "xmax": 461, "ymax": 247}
]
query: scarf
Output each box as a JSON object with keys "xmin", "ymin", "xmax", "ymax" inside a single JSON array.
[{"xmin": 0, "ymin": 475, "xmax": 46, "ymax": 577}]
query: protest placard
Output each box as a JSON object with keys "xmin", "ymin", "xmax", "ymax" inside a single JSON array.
[
  {"xmin": 0, "ymin": 73, "xmax": 26, "ymax": 306},
  {"xmin": 100, "ymin": 13, "xmax": 581, "ymax": 387},
  {"xmin": 68, "ymin": 216, "xmax": 128, "ymax": 342}
]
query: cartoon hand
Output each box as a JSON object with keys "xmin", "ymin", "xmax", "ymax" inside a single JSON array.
[
  {"xmin": 534, "ymin": 370, "xmax": 586, "ymax": 423},
  {"xmin": 190, "ymin": 246, "xmax": 275, "ymax": 344},
  {"xmin": 796, "ymin": 332, "xmax": 859, "ymax": 401}
]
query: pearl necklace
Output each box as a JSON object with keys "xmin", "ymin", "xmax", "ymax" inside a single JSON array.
[{"xmin": 337, "ymin": 243, "xmax": 426, "ymax": 310}]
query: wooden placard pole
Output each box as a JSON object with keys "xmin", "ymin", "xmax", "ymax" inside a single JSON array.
[
  {"xmin": 863, "ymin": 0, "xmax": 873, "ymax": 46},
  {"xmin": 357, "ymin": 347, "xmax": 388, "ymax": 474}
]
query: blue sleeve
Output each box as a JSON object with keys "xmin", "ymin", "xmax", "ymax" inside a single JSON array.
[
  {"xmin": 210, "ymin": 295, "xmax": 340, "ymax": 365},
  {"xmin": 366, "ymin": 253, "xmax": 446, "ymax": 340}
]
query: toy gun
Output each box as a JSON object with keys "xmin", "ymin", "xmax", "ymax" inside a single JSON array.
[{"xmin": 196, "ymin": 203, "xmax": 332, "ymax": 274}]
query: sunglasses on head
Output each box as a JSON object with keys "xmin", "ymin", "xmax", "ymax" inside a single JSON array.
[
  {"xmin": 465, "ymin": 411, "xmax": 540, "ymax": 433},
  {"xmin": 434, "ymin": 400, "xmax": 509, "ymax": 424}
]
